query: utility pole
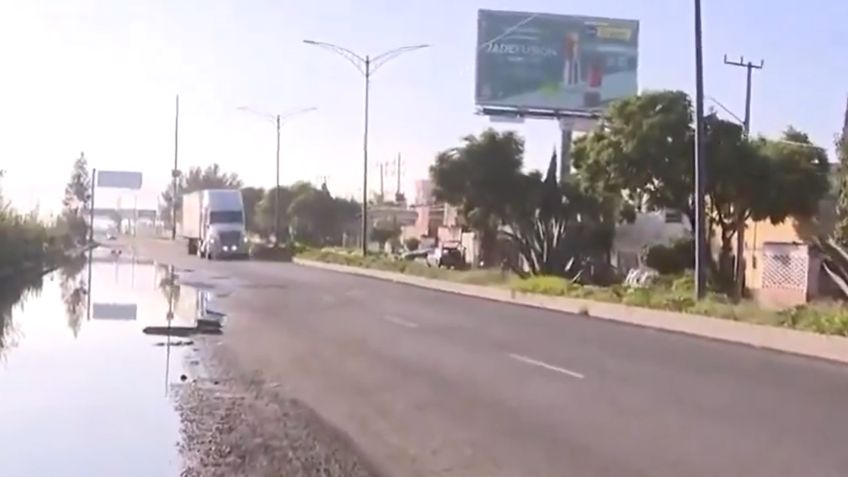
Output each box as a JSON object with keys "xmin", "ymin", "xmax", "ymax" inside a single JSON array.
[
  {"xmin": 395, "ymin": 153, "xmax": 403, "ymax": 202},
  {"xmin": 724, "ymin": 55, "xmax": 764, "ymax": 300},
  {"xmin": 379, "ymin": 160, "xmax": 385, "ymax": 204},
  {"xmin": 171, "ymin": 95, "xmax": 180, "ymax": 240},
  {"xmin": 693, "ymin": 0, "xmax": 708, "ymax": 300},
  {"xmin": 724, "ymin": 55, "xmax": 763, "ymax": 134}
]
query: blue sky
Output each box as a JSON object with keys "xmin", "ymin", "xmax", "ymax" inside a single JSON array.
[{"xmin": 1, "ymin": 0, "xmax": 846, "ymax": 214}]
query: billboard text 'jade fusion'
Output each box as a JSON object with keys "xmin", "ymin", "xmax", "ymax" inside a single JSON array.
[{"xmin": 476, "ymin": 10, "xmax": 639, "ymax": 113}]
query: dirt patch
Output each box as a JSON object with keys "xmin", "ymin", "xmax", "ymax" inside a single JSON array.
[{"xmin": 176, "ymin": 342, "xmax": 384, "ymax": 477}]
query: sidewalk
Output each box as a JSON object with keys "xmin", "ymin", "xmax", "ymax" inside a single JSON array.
[{"xmin": 294, "ymin": 258, "xmax": 848, "ymax": 365}]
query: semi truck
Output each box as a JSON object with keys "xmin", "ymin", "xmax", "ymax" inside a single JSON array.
[{"xmin": 180, "ymin": 189, "xmax": 248, "ymax": 259}]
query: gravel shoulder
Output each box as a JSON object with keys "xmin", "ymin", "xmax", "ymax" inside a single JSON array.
[{"xmin": 175, "ymin": 328, "xmax": 385, "ymax": 477}]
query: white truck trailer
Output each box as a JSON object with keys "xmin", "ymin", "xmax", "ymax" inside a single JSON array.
[{"xmin": 180, "ymin": 189, "xmax": 248, "ymax": 260}]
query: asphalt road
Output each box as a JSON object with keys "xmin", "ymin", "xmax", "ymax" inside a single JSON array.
[{"xmin": 130, "ymin": 237, "xmax": 848, "ymax": 477}]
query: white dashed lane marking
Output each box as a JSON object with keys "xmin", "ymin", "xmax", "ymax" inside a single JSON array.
[
  {"xmin": 508, "ymin": 353, "xmax": 585, "ymax": 379},
  {"xmin": 382, "ymin": 316, "xmax": 420, "ymax": 329}
]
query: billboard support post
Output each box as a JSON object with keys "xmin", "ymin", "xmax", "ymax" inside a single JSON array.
[{"xmin": 559, "ymin": 127, "xmax": 573, "ymax": 181}]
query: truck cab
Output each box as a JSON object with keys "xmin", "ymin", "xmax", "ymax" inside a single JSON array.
[{"xmin": 181, "ymin": 189, "xmax": 249, "ymax": 260}]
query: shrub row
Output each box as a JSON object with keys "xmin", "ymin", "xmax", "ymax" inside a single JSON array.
[{"xmin": 300, "ymin": 249, "xmax": 848, "ymax": 337}]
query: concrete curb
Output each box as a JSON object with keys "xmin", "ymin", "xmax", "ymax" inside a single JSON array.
[{"xmin": 294, "ymin": 258, "xmax": 848, "ymax": 365}]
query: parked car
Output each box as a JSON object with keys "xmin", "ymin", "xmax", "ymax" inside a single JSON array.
[{"xmin": 426, "ymin": 244, "xmax": 466, "ymax": 269}]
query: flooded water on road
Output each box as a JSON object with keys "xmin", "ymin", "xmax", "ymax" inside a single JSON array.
[{"xmin": 0, "ymin": 248, "xmax": 221, "ymax": 477}]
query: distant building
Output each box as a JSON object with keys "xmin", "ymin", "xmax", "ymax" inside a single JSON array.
[{"xmin": 414, "ymin": 179, "xmax": 435, "ymax": 205}]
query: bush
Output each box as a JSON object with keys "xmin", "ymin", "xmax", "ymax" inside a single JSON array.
[
  {"xmin": 300, "ymin": 248, "xmax": 848, "ymax": 338},
  {"xmin": 250, "ymin": 243, "xmax": 294, "ymax": 262},
  {"xmin": 511, "ymin": 276, "xmax": 580, "ymax": 296},
  {"xmin": 645, "ymin": 237, "xmax": 694, "ymax": 275},
  {"xmin": 300, "ymin": 248, "xmax": 509, "ymax": 285},
  {"xmin": 0, "ymin": 206, "xmax": 66, "ymax": 272},
  {"xmin": 404, "ymin": 237, "xmax": 420, "ymax": 251},
  {"xmin": 778, "ymin": 303, "xmax": 848, "ymax": 336}
]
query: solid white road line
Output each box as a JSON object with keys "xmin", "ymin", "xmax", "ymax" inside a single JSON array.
[
  {"xmin": 508, "ymin": 353, "xmax": 585, "ymax": 379},
  {"xmin": 382, "ymin": 315, "xmax": 420, "ymax": 329}
]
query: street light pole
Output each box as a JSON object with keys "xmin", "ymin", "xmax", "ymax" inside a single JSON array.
[
  {"xmin": 171, "ymin": 94, "xmax": 180, "ymax": 240},
  {"xmin": 238, "ymin": 106, "xmax": 316, "ymax": 244},
  {"xmin": 303, "ymin": 39, "xmax": 428, "ymax": 256},
  {"xmin": 363, "ymin": 56, "xmax": 371, "ymax": 255},
  {"xmin": 693, "ymin": 0, "xmax": 708, "ymax": 300},
  {"xmin": 275, "ymin": 114, "xmax": 281, "ymax": 243}
]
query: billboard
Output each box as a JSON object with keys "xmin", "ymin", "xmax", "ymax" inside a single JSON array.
[
  {"xmin": 476, "ymin": 10, "xmax": 639, "ymax": 113},
  {"xmin": 97, "ymin": 170, "xmax": 143, "ymax": 189}
]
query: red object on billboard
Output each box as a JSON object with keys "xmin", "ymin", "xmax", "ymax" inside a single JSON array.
[{"xmin": 588, "ymin": 62, "xmax": 603, "ymax": 88}]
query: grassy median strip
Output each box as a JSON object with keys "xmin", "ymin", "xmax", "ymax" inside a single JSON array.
[
  {"xmin": 299, "ymin": 249, "xmax": 848, "ymax": 337},
  {"xmin": 298, "ymin": 248, "xmax": 512, "ymax": 285}
]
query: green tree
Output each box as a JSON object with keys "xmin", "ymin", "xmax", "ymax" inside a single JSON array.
[
  {"xmin": 255, "ymin": 185, "xmax": 294, "ymax": 239},
  {"xmin": 240, "ymin": 187, "xmax": 265, "ymax": 233},
  {"xmin": 289, "ymin": 185, "xmax": 334, "ymax": 245},
  {"xmin": 833, "ymin": 129, "xmax": 848, "ymax": 244},
  {"xmin": 253, "ymin": 182, "xmax": 358, "ymax": 245},
  {"xmin": 573, "ymin": 91, "xmax": 829, "ymax": 289},
  {"xmin": 430, "ymin": 129, "xmax": 526, "ymax": 266},
  {"xmin": 404, "ymin": 237, "xmax": 420, "ymax": 251},
  {"xmin": 159, "ymin": 164, "xmax": 242, "ymax": 226},
  {"xmin": 288, "ymin": 183, "xmax": 360, "ymax": 247},
  {"xmin": 60, "ymin": 152, "xmax": 91, "ymax": 244},
  {"xmin": 703, "ymin": 124, "xmax": 827, "ymax": 287},
  {"xmin": 754, "ymin": 128, "xmax": 830, "ymax": 221},
  {"xmin": 573, "ymin": 90, "xmax": 695, "ymax": 228}
]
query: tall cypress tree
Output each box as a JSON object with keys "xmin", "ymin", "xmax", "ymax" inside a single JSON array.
[{"xmin": 834, "ymin": 98, "xmax": 848, "ymax": 244}]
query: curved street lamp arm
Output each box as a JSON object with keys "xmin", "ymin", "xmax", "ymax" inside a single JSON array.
[
  {"xmin": 303, "ymin": 39, "xmax": 367, "ymax": 76},
  {"xmin": 237, "ymin": 106, "xmax": 275, "ymax": 123},
  {"xmin": 279, "ymin": 106, "xmax": 318, "ymax": 124},
  {"xmin": 371, "ymin": 44, "xmax": 429, "ymax": 73}
]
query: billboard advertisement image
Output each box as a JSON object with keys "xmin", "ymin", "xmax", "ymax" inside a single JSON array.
[{"xmin": 476, "ymin": 10, "xmax": 639, "ymax": 113}]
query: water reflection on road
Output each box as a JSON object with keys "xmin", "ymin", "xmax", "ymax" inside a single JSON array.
[{"xmin": 0, "ymin": 247, "xmax": 220, "ymax": 477}]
